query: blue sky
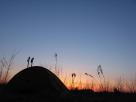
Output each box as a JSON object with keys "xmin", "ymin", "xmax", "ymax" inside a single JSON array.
[{"xmin": 0, "ymin": 0, "xmax": 136, "ymax": 80}]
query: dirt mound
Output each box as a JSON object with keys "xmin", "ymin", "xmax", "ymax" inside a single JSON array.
[{"xmin": 5, "ymin": 66, "xmax": 69, "ymax": 97}]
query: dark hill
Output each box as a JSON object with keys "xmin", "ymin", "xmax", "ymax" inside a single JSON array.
[{"xmin": 2, "ymin": 66, "xmax": 70, "ymax": 102}]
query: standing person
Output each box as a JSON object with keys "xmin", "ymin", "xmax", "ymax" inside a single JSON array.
[
  {"xmin": 27, "ymin": 56, "xmax": 30, "ymax": 68},
  {"xmin": 31, "ymin": 57, "xmax": 34, "ymax": 67}
]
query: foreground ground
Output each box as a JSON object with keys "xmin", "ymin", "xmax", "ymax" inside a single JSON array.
[{"xmin": 0, "ymin": 85, "xmax": 136, "ymax": 102}]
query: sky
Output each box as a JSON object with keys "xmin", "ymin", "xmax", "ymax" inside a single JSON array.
[{"xmin": 0, "ymin": 0, "xmax": 136, "ymax": 82}]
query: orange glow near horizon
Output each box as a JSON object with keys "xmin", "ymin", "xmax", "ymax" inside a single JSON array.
[
  {"xmin": 59, "ymin": 74, "xmax": 110, "ymax": 92},
  {"xmin": 0, "ymin": 67, "xmax": 135, "ymax": 93},
  {"xmin": 59, "ymin": 74, "xmax": 136, "ymax": 92}
]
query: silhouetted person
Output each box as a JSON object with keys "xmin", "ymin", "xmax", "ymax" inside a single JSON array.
[
  {"xmin": 31, "ymin": 57, "xmax": 34, "ymax": 67},
  {"xmin": 27, "ymin": 56, "xmax": 30, "ymax": 68}
]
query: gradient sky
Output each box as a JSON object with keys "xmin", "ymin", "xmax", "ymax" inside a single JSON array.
[{"xmin": 0, "ymin": 0, "xmax": 136, "ymax": 80}]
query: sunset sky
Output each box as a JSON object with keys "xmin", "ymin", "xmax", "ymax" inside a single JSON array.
[{"xmin": 0, "ymin": 0, "xmax": 136, "ymax": 84}]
